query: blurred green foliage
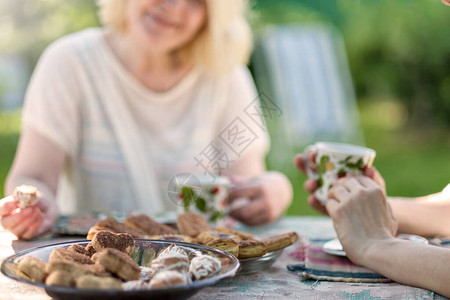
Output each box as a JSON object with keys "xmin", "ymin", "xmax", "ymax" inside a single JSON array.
[
  {"xmin": 252, "ymin": 0, "xmax": 450, "ymax": 126},
  {"xmin": 0, "ymin": 0, "xmax": 98, "ymax": 69}
]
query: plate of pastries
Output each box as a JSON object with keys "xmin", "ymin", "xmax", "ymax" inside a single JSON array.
[
  {"xmin": 85, "ymin": 212, "xmax": 298, "ymax": 274},
  {"xmin": 1, "ymin": 230, "xmax": 239, "ymax": 300},
  {"xmin": 1, "ymin": 213, "xmax": 298, "ymax": 299}
]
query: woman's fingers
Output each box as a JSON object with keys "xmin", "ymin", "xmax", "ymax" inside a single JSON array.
[
  {"xmin": 363, "ymin": 166, "xmax": 386, "ymax": 191},
  {"xmin": 229, "ymin": 197, "xmax": 268, "ymax": 225},
  {"xmin": 304, "ymin": 179, "xmax": 318, "ymax": 193},
  {"xmin": 3, "ymin": 207, "xmax": 39, "ymax": 238},
  {"xmin": 1, "ymin": 207, "xmax": 33, "ymax": 228},
  {"xmin": 0, "ymin": 196, "xmax": 19, "ymax": 216},
  {"xmin": 328, "ymin": 184, "xmax": 350, "ymax": 202},
  {"xmin": 21, "ymin": 210, "xmax": 44, "ymax": 240},
  {"xmin": 1, "ymin": 206, "xmax": 45, "ymax": 239},
  {"xmin": 325, "ymin": 198, "xmax": 340, "ymax": 216},
  {"xmin": 307, "ymin": 195, "xmax": 329, "ymax": 215},
  {"xmin": 294, "ymin": 154, "xmax": 306, "ymax": 173},
  {"xmin": 228, "ymin": 181, "xmax": 261, "ymax": 202}
]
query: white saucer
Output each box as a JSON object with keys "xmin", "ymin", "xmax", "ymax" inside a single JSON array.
[{"xmin": 323, "ymin": 234, "xmax": 429, "ymax": 257}]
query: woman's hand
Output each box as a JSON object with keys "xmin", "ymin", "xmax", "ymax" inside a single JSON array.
[
  {"xmin": 325, "ymin": 176, "xmax": 397, "ymax": 265},
  {"xmin": 227, "ymin": 172, "xmax": 292, "ymax": 226},
  {"xmin": 294, "ymin": 153, "xmax": 386, "ymax": 215},
  {"xmin": 294, "ymin": 153, "xmax": 327, "ymax": 215},
  {"xmin": 0, "ymin": 190, "xmax": 58, "ymax": 240}
]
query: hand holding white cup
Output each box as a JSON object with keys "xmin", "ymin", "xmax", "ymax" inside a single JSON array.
[{"xmin": 303, "ymin": 142, "xmax": 376, "ymax": 205}]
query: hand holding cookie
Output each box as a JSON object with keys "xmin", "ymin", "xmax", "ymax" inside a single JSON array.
[
  {"xmin": 0, "ymin": 184, "xmax": 57, "ymax": 240},
  {"xmin": 228, "ymin": 172, "xmax": 292, "ymax": 226}
]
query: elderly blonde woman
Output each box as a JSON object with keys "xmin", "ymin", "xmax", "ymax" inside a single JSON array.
[{"xmin": 1, "ymin": 0, "xmax": 292, "ymax": 239}]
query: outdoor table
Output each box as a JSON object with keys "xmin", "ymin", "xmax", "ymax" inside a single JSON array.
[{"xmin": 0, "ymin": 216, "xmax": 445, "ymax": 299}]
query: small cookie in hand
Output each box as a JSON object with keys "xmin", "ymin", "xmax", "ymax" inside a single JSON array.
[
  {"xmin": 261, "ymin": 232, "xmax": 299, "ymax": 252},
  {"xmin": 177, "ymin": 213, "xmax": 211, "ymax": 237},
  {"xmin": 91, "ymin": 230, "xmax": 135, "ymax": 254},
  {"xmin": 237, "ymin": 240, "xmax": 267, "ymax": 259},
  {"xmin": 13, "ymin": 185, "xmax": 38, "ymax": 209},
  {"xmin": 18, "ymin": 256, "xmax": 47, "ymax": 283}
]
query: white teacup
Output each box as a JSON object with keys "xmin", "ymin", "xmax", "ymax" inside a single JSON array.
[
  {"xmin": 304, "ymin": 142, "xmax": 376, "ymax": 204},
  {"xmin": 176, "ymin": 174, "xmax": 231, "ymax": 224}
]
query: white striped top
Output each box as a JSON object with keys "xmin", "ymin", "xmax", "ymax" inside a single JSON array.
[{"xmin": 22, "ymin": 28, "xmax": 269, "ymax": 216}]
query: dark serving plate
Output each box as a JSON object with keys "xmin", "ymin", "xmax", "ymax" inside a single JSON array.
[{"xmin": 1, "ymin": 239, "xmax": 240, "ymax": 300}]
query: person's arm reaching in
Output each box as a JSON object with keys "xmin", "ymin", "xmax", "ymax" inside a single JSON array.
[
  {"xmin": 326, "ymin": 176, "xmax": 450, "ymax": 298},
  {"xmin": 2, "ymin": 126, "xmax": 62, "ymax": 239},
  {"xmin": 295, "ymin": 153, "xmax": 450, "ymax": 237}
]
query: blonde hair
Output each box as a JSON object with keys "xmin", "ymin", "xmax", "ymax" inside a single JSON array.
[{"xmin": 97, "ymin": 0, "xmax": 253, "ymax": 75}]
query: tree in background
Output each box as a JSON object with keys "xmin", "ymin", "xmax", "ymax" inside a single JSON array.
[{"xmin": 253, "ymin": 0, "xmax": 450, "ymax": 127}]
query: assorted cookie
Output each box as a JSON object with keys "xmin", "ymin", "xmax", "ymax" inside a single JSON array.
[
  {"xmin": 14, "ymin": 212, "xmax": 300, "ymax": 292},
  {"xmin": 86, "ymin": 212, "xmax": 299, "ymax": 259},
  {"xmin": 91, "ymin": 248, "xmax": 140, "ymax": 281},
  {"xmin": 261, "ymin": 232, "xmax": 299, "ymax": 252},
  {"xmin": 17, "ymin": 256, "xmax": 47, "ymax": 283},
  {"xmin": 90, "ymin": 230, "xmax": 135, "ymax": 255},
  {"xmin": 176, "ymin": 212, "xmax": 211, "ymax": 237},
  {"xmin": 87, "ymin": 217, "xmax": 148, "ymax": 239},
  {"xmin": 124, "ymin": 214, "xmax": 177, "ymax": 236}
]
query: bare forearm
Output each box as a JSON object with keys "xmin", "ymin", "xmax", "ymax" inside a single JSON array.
[
  {"xmin": 263, "ymin": 171, "xmax": 293, "ymax": 216},
  {"xmin": 6, "ymin": 175, "xmax": 55, "ymax": 198},
  {"xmin": 389, "ymin": 197, "xmax": 450, "ymax": 237},
  {"xmin": 364, "ymin": 239, "xmax": 450, "ymax": 297}
]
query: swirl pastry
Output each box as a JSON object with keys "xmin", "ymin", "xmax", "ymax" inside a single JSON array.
[
  {"xmin": 196, "ymin": 231, "xmax": 241, "ymax": 244},
  {"xmin": 237, "ymin": 240, "xmax": 267, "ymax": 259},
  {"xmin": 49, "ymin": 248, "xmax": 93, "ymax": 265},
  {"xmin": 18, "ymin": 256, "xmax": 47, "ymax": 283},
  {"xmin": 92, "ymin": 248, "xmax": 140, "ymax": 281},
  {"xmin": 261, "ymin": 232, "xmax": 299, "ymax": 252},
  {"xmin": 205, "ymin": 238, "xmax": 239, "ymax": 257}
]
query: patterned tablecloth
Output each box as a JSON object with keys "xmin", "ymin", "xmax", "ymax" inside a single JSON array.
[{"xmin": 0, "ymin": 216, "xmax": 446, "ymax": 300}]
